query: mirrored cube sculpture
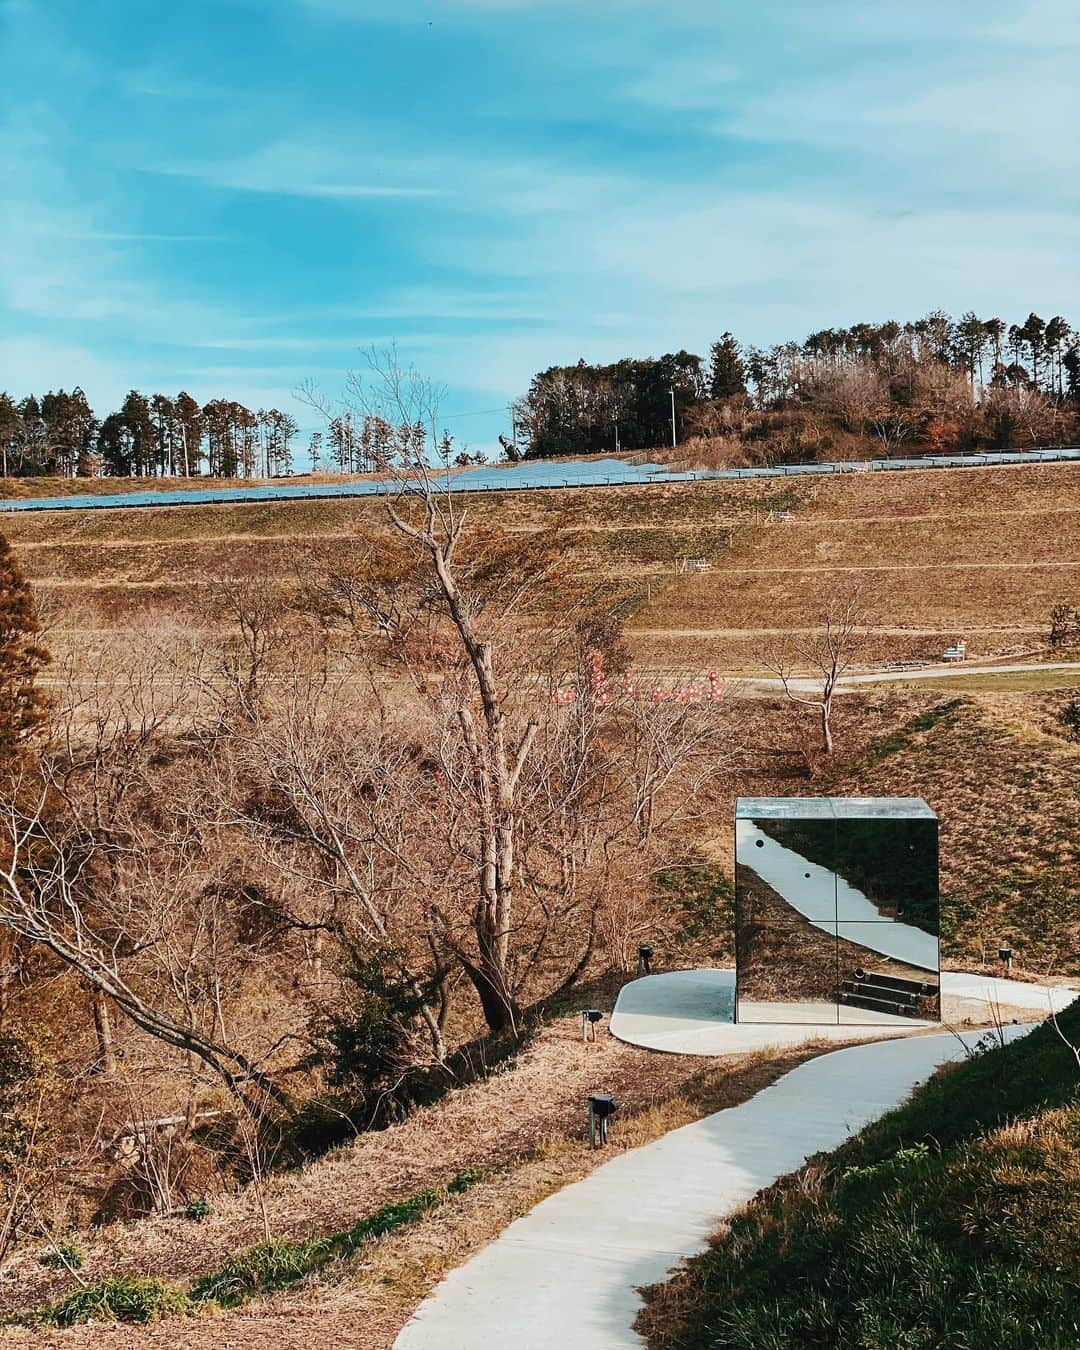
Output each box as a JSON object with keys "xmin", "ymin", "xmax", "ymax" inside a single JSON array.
[{"xmin": 735, "ymin": 797, "xmax": 940, "ymax": 1025}]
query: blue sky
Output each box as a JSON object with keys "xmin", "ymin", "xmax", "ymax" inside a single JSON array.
[{"xmin": 2, "ymin": 0, "xmax": 1077, "ymax": 457}]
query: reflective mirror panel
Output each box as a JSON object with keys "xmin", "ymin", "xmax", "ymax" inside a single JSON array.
[
  {"xmin": 836, "ymin": 922, "xmax": 941, "ymax": 1024},
  {"xmin": 734, "ymin": 798, "xmax": 940, "ymax": 1026},
  {"xmin": 831, "ymin": 817, "xmax": 939, "ymax": 934},
  {"xmin": 735, "ymin": 915, "xmax": 838, "ymax": 1024},
  {"xmin": 736, "ymin": 817, "xmax": 837, "ymax": 923}
]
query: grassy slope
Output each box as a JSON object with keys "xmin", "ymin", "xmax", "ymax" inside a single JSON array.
[
  {"xmin": 3, "ymin": 476, "xmax": 789, "ymax": 660},
  {"xmin": 823, "ymin": 691, "xmax": 1080, "ymax": 975},
  {"xmin": 679, "ymin": 685, "xmax": 1079, "ymax": 981},
  {"xmin": 7, "ymin": 461, "xmax": 1078, "ymax": 671},
  {"xmin": 878, "ymin": 668, "xmax": 1080, "ymax": 693},
  {"xmin": 629, "ymin": 461, "xmax": 1080, "ymax": 669},
  {"xmin": 639, "ymin": 1000, "xmax": 1080, "ymax": 1350},
  {"xmin": 0, "ymin": 1018, "xmax": 823, "ymax": 1344}
]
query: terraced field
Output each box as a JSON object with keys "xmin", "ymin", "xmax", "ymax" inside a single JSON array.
[
  {"xmin": 5, "ymin": 460, "xmax": 1079, "ymax": 675},
  {"xmin": 628, "ymin": 461, "xmax": 1080, "ymax": 670}
]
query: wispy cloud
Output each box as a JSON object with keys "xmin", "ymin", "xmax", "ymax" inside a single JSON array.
[
  {"xmin": 36, "ymin": 230, "xmax": 228, "ymax": 242},
  {"xmin": 153, "ymin": 138, "xmax": 447, "ymax": 201}
]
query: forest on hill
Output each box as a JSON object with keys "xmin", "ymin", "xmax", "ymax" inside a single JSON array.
[
  {"xmin": 3, "ymin": 311, "xmax": 1079, "ymax": 483},
  {"xmin": 514, "ymin": 310, "xmax": 1080, "ymax": 462},
  {"xmin": 0, "ymin": 391, "xmax": 408, "ymax": 481}
]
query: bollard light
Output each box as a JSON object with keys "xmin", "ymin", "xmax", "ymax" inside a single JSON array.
[
  {"xmin": 587, "ymin": 1093, "xmax": 618, "ymax": 1148},
  {"xmin": 637, "ymin": 945, "xmax": 654, "ymax": 975},
  {"xmin": 581, "ymin": 1009, "xmax": 603, "ymax": 1041}
]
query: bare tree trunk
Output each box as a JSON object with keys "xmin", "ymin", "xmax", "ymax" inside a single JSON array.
[
  {"xmin": 91, "ymin": 987, "xmax": 118, "ymax": 1075},
  {"xmin": 0, "ymin": 933, "xmax": 17, "ymax": 1017},
  {"xmin": 821, "ymin": 701, "xmax": 834, "ymax": 756}
]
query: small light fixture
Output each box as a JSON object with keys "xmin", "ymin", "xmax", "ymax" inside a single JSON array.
[
  {"xmin": 581, "ymin": 1009, "xmax": 603, "ymax": 1041},
  {"xmin": 587, "ymin": 1093, "xmax": 618, "ymax": 1148},
  {"xmin": 637, "ymin": 945, "xmax": 654, "ymax": 975}
]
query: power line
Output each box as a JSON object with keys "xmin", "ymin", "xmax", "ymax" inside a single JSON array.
[{"xmin": 437, "ymin": 406, "xmax": 509, "ymax": 421}]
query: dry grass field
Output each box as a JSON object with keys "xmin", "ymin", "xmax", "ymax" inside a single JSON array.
[
  {"xmin": 0, "ymin": 999, "xmax": 823, "ymax": 1345},
  {"xmin": 628, "ymin": 461, "xmax": 1080, "ymax": 670},
  {"xmin": 7, "ymin": 460, "xmax": 1079, "ymax": 677},
  {"xmin": 0, "ymin": 461, "xmax": 1076, "ymax": 1345}
]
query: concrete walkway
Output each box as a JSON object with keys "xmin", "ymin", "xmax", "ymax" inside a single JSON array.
[
  {"xmin": 609, "ymin": 968, "xmax": 1076, "ymax": 1055},
  {"xmin": 394, "ymin": 1026, "xmax": 1032, "ymax": 1350},
  {"xmin": 740, "ymin": 660, "xmax": 1080, "ymax": 695}
]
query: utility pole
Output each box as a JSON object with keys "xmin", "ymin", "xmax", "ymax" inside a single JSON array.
[
  {"xmin": 614, "ymin": 414, "xmax": 620, "ymax": 454},
  {"xmin": 669, "ymin": 386, "xmax": 677, "ymax": 447}
]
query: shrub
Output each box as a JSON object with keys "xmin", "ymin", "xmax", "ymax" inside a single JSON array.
[
  {"xmin": 39, "ymin": 1241, "xmax": 83, "ymax": 1270},
  {"xmin": 40, "ymin": 1277, "xmax": 190, "ymax": 1327},
  {"xmin": 1059, "ymin": 698, "xmax": 1080, "ymax": 742},
  {"xmin": 1049, "ymin": 602, "xmax": 1080, "ymax": 648},
  {"xmin": 313, "ymin": 942, "xmax": 436, "ymax": 1122},
  {"xmin": 184, "ymin": 1199, "xmax": 212, "ymax": 1222}
]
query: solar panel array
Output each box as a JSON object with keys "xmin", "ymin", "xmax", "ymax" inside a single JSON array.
[{"xmin": 3, "ymin": 446, "xmax": 1077, "ymax": 513}]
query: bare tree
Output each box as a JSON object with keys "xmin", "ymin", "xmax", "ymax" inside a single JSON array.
[
  {"xmin": 300, "ymin": 350, "xmax": 733, "ymax": 1035},
  {"xmin": 219, "ymin": 663, "xmax": 453, "ymax": 1062},
  {"xmin": 0, "ymin": 642, "xmax": 296, "ymax": 1117},
  {"xmin": 767, "ymin": 591, "xmax": 868, "ymax": 757}
]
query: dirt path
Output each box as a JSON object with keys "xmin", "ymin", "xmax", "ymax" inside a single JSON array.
[
  {"xmin": 628, "ymin": 625, "xmax": 1047, "ymax": 637},
  {"xmin": 743, "ymin": 660, "xmax": 1080, "ymax": 693},
  {"xmin": 655, "ymin": 560, "xmax": 1080, "ymax": 576}
]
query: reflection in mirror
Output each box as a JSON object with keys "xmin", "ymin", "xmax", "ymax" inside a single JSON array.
[
  {"xmin": 831, "ymin": 818, "xmax": 939, "ymax": 934},
  {"xmin": 836, "ymin": 922, "xmax": 940, "ymax": 1024},
  {"xmin": 735, "ymin": 817, "xmax": 837, "ymax": 923},
  {"xmin": 735, "ymin": 915, "xmax": 839, "ymax": 1025},
  {"xmin": 734, "ymin": 799, "xmax": 940, "ymax": 1027}
]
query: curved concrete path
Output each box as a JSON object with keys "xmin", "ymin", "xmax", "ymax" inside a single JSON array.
[
  {"xmin": 609, "ymin": 968, "xmax": 1075, "ymax": 1055},
  {"xmin": 395, "ymin": 1026, "xmax": 1032, "ymax": 1350}
]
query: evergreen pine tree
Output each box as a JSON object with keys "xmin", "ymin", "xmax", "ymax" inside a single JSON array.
[{"xmin": 708, "ymin": 333, "xmax": 747, "ymax": 400}]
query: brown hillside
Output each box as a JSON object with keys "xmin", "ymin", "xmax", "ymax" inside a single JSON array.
[{"xmin": 6, "ymin": 461, "xmax": 1079, "ymax": 675}]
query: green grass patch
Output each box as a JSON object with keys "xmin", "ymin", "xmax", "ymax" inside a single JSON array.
[
  {"xmin": 37, "ymin": 1277, "xmax": 191, "ymax": 1328},
  {"xmin": 639, "ymin": 1001, "xmax": 1080, "ymax": 1350},
  {"xmin": 38, "ymin": 1241, "xmax": 83, "ymax": 1270},
  {"xmin": 26, "ymin": 1168, "xmax": 490, "ymax": 1327},
  {"xmin": 188, "ymin": 1168, "xmax": 488, "ymax": 1307},
  {"xmin": 864, "ymin": 698, "xmax": 968, "ymax": 764},
  {"xmin": 658, "ymin": 865, "xmax": 735, "ymax": 953},
  {"xmin": 879, "ymin": 669, "xmax": 1080, "ymax": 694},
  {"xmin": 750, "ymin": 487, "xmax": 804, "ymax": 514},
  {"xmin": 190, "ymin": 1167, "xmax": 488, "ymax": 1306}
]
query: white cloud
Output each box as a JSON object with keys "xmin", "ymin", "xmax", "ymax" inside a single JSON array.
[
  {"xmin": 36, "ymin": 230, "xmax": 227, "ymax": 242},
  {"xmin": 156, "ymin": 138, "xmax": 447, "ymax": 200}
]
